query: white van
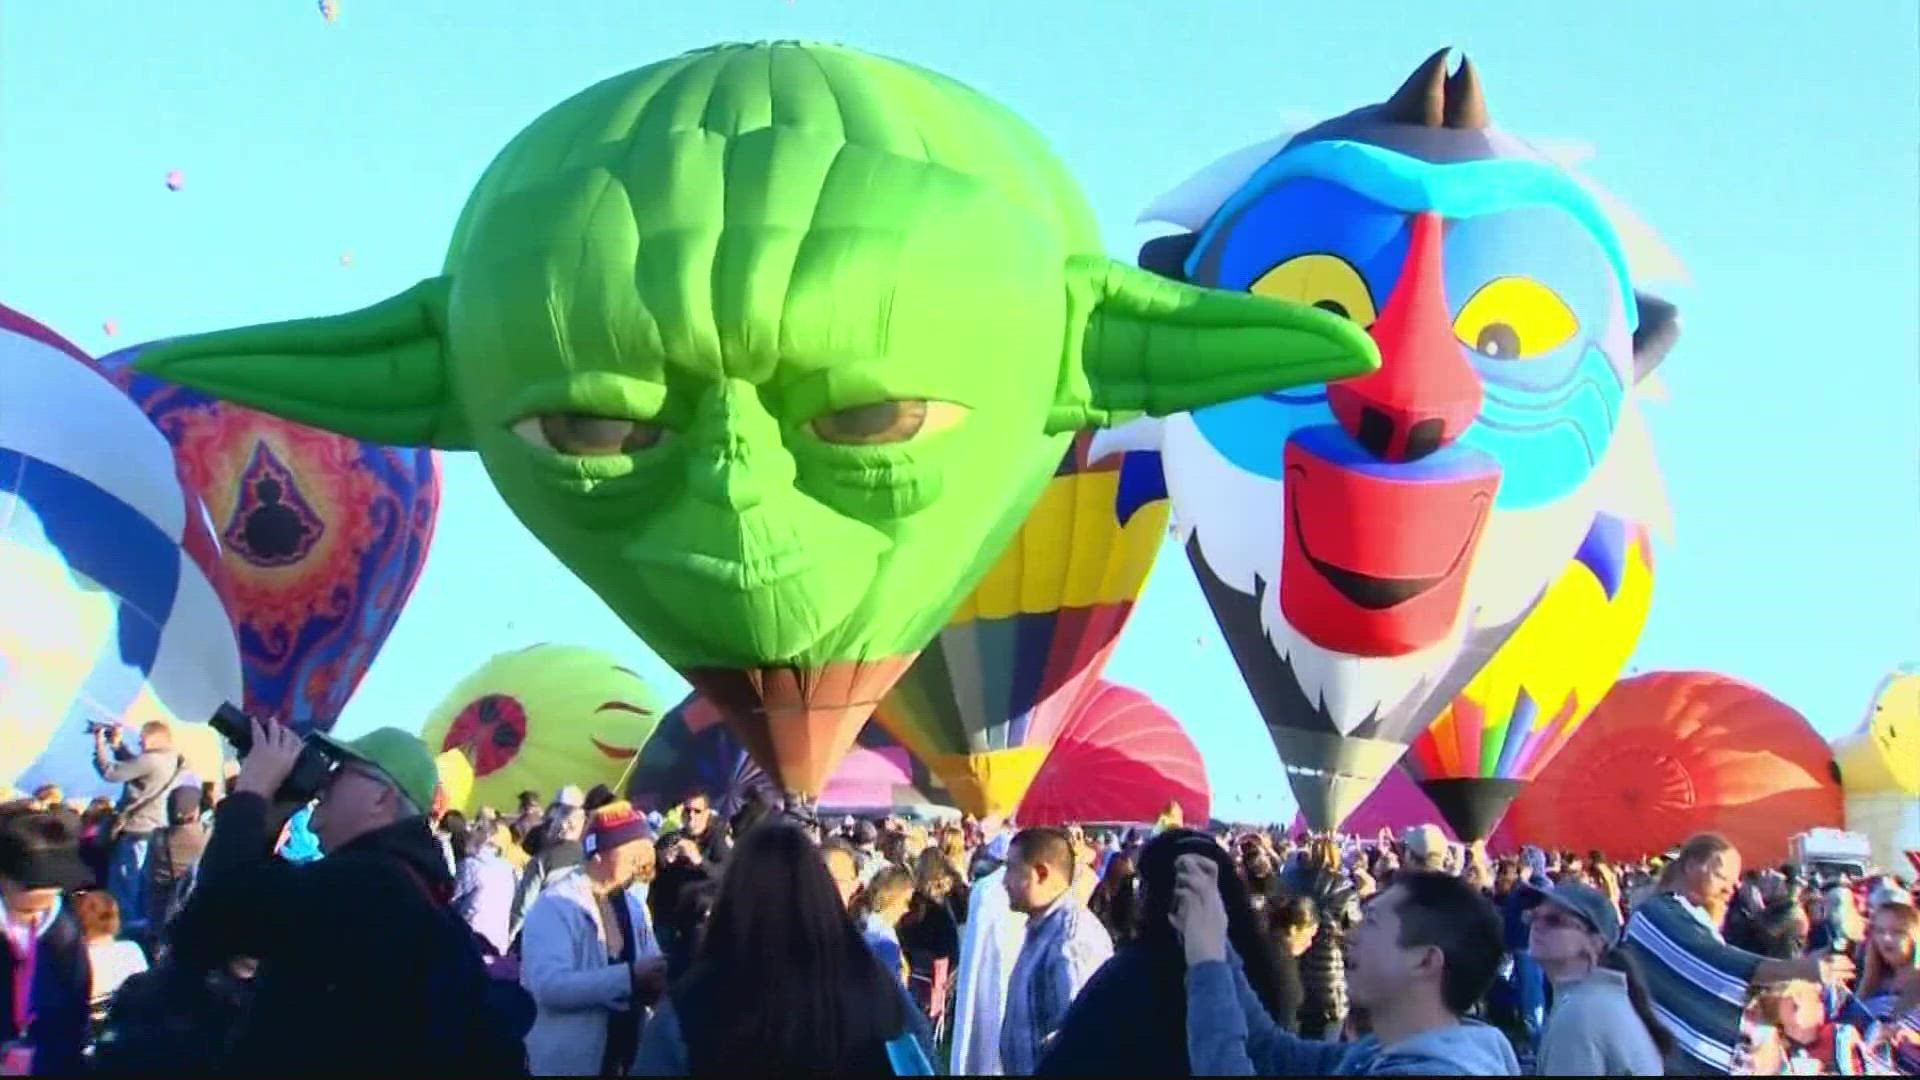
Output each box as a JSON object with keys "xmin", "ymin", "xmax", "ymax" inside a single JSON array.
[{"xmin": 1789, "ymin": 828, "xmax": 1874, "ymax": 880}]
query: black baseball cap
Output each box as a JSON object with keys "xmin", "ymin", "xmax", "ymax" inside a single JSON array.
[{"xmin": 0, "ymin": 810, "xmax": 91, "ymax": 891}]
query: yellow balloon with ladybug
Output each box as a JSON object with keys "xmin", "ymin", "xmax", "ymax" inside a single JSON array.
[{"xmin": 421, "ymin": 644, "xmax": 663, "ymax": 814}]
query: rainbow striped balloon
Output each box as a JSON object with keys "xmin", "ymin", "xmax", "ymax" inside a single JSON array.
[
  {"xmin": 871, "ymin": 432, "xmax": 1170, "ymax": 818},
  {"xmin": 1402, "ymin": 515, "xmax": 1655, "ymax": 839}
]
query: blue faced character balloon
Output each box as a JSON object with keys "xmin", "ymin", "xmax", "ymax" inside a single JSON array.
[{"xmin": 1100, "ymin": 50, "xmax": 1681, "ymax": 827}]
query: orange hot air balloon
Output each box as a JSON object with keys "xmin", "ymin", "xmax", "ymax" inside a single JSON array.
[{"xmin": 1494, "ymin": 671, "xmax": 1844, "ymax": 865}]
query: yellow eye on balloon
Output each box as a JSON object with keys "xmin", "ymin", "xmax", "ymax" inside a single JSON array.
[
  {"xmin": 809, "ymin": 400, "xmax": 967, "ymax": 446},
  {"xmin": 1248, "ymin": 254, "xmax": 1378, "ymax": 326},
  {"xmin": 1452, "ymin": 277, "xmax": 1579, "ymax": 360},
  {"xmin": 513, "ymin": 414, "xmax": 665, "ymax": 456}
]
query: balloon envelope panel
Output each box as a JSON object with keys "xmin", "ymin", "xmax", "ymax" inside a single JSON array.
[
  {"xmin": 98, "ymin": 342, "xmax": 438, "ymax": 735},
  {"xmin": 628, "ymin": 694, "xmax": 946, "ymax": 816},
  {"xmin": 1, "ymin": 305, "xmax": 241, "ymax": 799},
  {"xmin": 1018, "ymin": 680, "xmax": 1209, "ymax": 827},
  {"xmin": 421, "ymin": 644, "xmax": 662, "ymax": 814},
  {"xmin": 1403, "ymin": 517, "xmax": 1655, "ymax": 839},
  {"xmin": 874, "ymin": 432, "xmax": 1169, "ymax": 817},
  {"xmin": 1493, "ymin": 671, "xmax": 1843, "ymax": 864}
]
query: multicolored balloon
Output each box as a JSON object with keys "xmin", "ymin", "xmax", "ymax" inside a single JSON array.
[
  {"xmin": 1401, "ymin": 516, "xmax": 1656, "ymax": 839},
  {"xmin": 97, "ymin": 342, "xmax": 438, "ymax": 735},
  {"xmin": 1493, "ymin": 671, "xmax": 1845, "ymax": 864},
  {"xmin": 1017, "ymin": 680, "xmax": 1210, "ymax": 827},
  {"xmin": 419, "ymin": 644, "xmax": 662, "ymax": 815},
  {"xmin": 1, "ymin": 304, "xmax": 241, "ymax": 799},
  {"xmin": 1831, "ymin": 665, "xmax": 1920, "ymax": 875},
  {"xmin": 871, "ymin": 431, "xmax": 1169, "ymax": 818},
  {"xmin": 1100, "ymin": 48, "xmax": 1680, "ymax": 829},
  {"xmin": 134, "ymin": 41, "xmax": 1376, "ymax": 802}
]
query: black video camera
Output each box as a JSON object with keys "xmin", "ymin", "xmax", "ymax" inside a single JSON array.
[{"xmin": 209, "ymin": 703, "xmax": 340, "ymax": 806}]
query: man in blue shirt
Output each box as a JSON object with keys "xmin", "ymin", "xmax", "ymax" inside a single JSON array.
[{"xmin": 999, "ymin": 827, "xmax": 1113, "ymax": 1074}]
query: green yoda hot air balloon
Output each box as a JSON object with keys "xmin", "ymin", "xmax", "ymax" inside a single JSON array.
[{"xmin": 138, "ymin": 41, "xmax": 1377, "ymax": 801}]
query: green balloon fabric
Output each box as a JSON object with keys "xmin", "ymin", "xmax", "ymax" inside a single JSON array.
[{"xmin": 136, "ymin": 41, "xmax": 1378, "ymax": 796}]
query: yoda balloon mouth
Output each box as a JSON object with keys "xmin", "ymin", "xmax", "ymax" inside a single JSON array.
[{"xmin": 136, "ymin": 41, "xmax": 1378, "ymax": 797}]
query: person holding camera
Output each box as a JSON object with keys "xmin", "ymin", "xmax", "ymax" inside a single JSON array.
[
  {"xmin": 162, "ymin": 719, "xmax": 528, "ymax": 1074},
  {"xmin": 91, "ymin": 721, "xmax": 184, "ymax": 934}
]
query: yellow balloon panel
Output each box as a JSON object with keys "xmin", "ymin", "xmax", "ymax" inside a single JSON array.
[
  {"xmin": 435, "ymin": 749, "xmax": 476, "ymax": 812},
  {"xmin": 954, "ymin": 465, "xmax": 1168, "ymax": 622},
  {"xmin": 1833, "ymin": 667, "xmax": 1920, "ymax": 796},
  {"xmin": 1416, "ymin": 524, "xmax": 1654, "ymax": 784}
]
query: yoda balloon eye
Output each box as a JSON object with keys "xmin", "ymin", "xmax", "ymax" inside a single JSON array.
[
  {"xmin": 514, "ymin": 414, "xmax": 662, "ymax": 456},
  {"xmin": 810, "ymin": 401, "xmax": 929, "ymax": 445}
]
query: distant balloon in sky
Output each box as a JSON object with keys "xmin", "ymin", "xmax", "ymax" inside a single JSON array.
[
  {"xmin": 165, "ymin": 170, "xmax": 184, "ymax": 192},
  {"xmin": 101, "ymin": 320, "xmax": 117, "ymax": 337},
  {"xmin": 318, "ymin": 0, "xmax": 338, "ymax": 23},
  {"xmin": 338, "ymin": 251, "xmax": 353, "ymax": 267}
]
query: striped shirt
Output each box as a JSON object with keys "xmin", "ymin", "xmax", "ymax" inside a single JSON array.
[{"xmin": 1621, "ymin": 892, "xmax": 1762, "ymax": 1075}]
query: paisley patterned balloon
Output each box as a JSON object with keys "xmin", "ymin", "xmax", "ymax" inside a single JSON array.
[{"xmin": 97, "ymin": 342, "xmax": 438, "ymax": 734}]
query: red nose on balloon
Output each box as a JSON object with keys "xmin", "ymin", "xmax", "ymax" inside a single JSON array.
[{"xmin": 1325, "ymin": 213, "xmax": 1482, "ymax": 463}]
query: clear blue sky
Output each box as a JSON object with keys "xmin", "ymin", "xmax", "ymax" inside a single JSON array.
[{"xmin": 3, "ymin": 1, "xmax": 1914, "ymax": 821}]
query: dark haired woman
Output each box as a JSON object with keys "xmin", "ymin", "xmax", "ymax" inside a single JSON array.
[
  {"xmin": 1087, "ymin": 852, "xmax": 1139, "ymax": 946},
  {"xmin": 1035, "ymin": 828, "xmax": 1286, "ymax": 1075},
  {"xmin": 631, "ymin": 821, "xmax": 932, "ymax": 1075}
]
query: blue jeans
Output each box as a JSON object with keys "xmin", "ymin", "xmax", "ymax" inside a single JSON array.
[{"xmin": 108, "ymin": 832, "xmax": 152, "ymax": 932}]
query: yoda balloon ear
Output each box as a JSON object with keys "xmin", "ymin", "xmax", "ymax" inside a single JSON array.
[
  {"xmin": 1048, "ymin": 256, "xmax": 1379, "ymax": 433},
  {"xmin": 134, "ymin": 276, "xmax": 472, "ymax": 450}
]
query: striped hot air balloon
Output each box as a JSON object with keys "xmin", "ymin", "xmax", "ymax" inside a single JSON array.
[
  {"xmin": 1018, "ymin": 680, "xmax": 1210, "ymax": 827},
  {"xmin": 1, "ymin": 305, "xmax": 243, "ymax": 800},
  {"xmin": 1401, "ymin": 515, "xmax": 1656, "ymax": 840},
  {"xmin": 870, "ymin": 432, "xmax": 1170, "ymax": 818}
]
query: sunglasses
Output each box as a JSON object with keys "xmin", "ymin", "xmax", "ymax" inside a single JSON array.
[{"xmin": 1529, "ymin": 908, "xmax": 1596, "ymax": 933}]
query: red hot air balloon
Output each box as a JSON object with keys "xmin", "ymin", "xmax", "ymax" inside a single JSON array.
[
  {"xmin": 1492, "ymin": 671, "xmax": 1844, "ymax": 865},
  {"xmin": 1017, "ymin": 680, "xmax": 1210, "ymax": 826}
]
